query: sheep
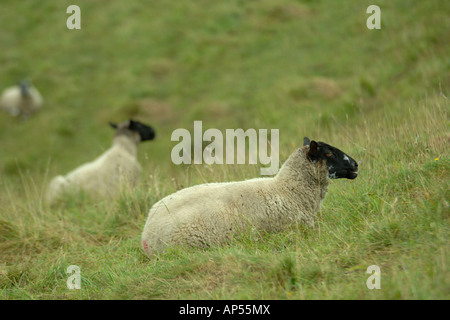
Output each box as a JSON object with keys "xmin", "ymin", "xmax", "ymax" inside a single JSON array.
[
  {"xmin": 46, "ymin": 119, "xmax": 155, "ymax": 203},
  {"xmin": 0, "ymin": 81, "xmax": 43, "ymax": 119},
  {"xmin": 141, "ymin": 137, "xmax": 358, "ymax": 257}
]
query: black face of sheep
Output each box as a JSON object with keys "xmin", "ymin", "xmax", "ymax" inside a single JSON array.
[
  {"xmin": 19, "ymin": 81, "xmax": 30, "ymax": 98},
  {"xmin": 128, "ymin": 120, "xmax": 156, "ymax": 141},
  {"xmin": 303, "ymin": 137, "xmax": 359, "ymax": 179},
  {"xmin": 109, "ymin": 120, "xmax": 156, "ymax": 142}
]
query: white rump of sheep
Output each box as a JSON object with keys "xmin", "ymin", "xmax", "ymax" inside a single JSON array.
[
  {"xmin": 141, "ymin": 138, "xmax": 358, "ymax": 257},
  {"xmin": 0, "ymin": 81, "xmax": 43, "ymax": 119},
  {"xmin": 46, "ymin": 120, "xmax": 155, "ymax": 203}
]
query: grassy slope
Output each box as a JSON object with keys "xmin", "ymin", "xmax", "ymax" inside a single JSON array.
[{"xmin": 0, "ymin": 0, "xmax": 448, "ymax": 299}]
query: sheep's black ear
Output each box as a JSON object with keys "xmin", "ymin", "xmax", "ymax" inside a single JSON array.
[
  {"xmin": 303, "ymin": 137, "xmax": 310, "ymax": 146},
  {"xmin": 109, "ymin": 122, "xmax": 118, "ymax": 129},
  {"xmin": 308, "ymin": 140, "xmax": 319, "ymax": 159}
]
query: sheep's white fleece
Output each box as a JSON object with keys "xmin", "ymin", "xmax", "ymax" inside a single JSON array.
[
  {"xmin": 0, "ymin": 85, "xmax": 43, "ymax": 117},
  {"xmin": 47, "ymin": 134, "xmax": 142, "ymax": 203},
  {"xmin": 141, "ymin": 146, "xmax": 329, "ymax": 256}
]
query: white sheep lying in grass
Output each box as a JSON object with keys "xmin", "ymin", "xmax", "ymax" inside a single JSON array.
[
  {"xmin": 141, "ymin": 137, "xmax": 358, "ymax": 257},
  {"xmin": 0, "ymin": 81, "xmax": 43, "ymax": 119},
  {"xmin": 47, "ymin": 119, "xmax": 155, "ymax": 203}
]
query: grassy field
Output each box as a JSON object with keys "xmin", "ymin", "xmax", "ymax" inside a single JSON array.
[{"xmin": 0, "ymin": 0, "xmax": 448, "ymax": 299}]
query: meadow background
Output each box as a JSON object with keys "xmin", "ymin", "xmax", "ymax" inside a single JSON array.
[{"xmin": 0, "ymin": 0, "xmax": 448, "ymax": 299}]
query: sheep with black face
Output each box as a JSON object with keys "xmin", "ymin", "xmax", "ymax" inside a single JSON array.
[
  {"xmin": 141, "ymin": 137, "xmax": 358, "ymax": 257},
  {"xmin": 0, "ymin": 80, "xmax": 43, "ymax": 119},
  {"xmin": 46, "ymin": 120, "xmax": 155, "ymax": 203}
]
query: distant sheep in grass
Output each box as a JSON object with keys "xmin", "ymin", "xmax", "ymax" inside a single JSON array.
[
  {"xmin": 141, "ymin": 137, "xmax": 358, "ymax": 257},
  {"xmin": 0, "ymin": 81, "xmax": 43, "ymax": 119},
  {"xmin": 47, "ymin": 120, "xmax": 155, "ymax": 203}
]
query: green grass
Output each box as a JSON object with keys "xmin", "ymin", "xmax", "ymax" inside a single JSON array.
[{"xmin": 0, "ymin": 0, "xmax": 448, "ymax": 299}]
